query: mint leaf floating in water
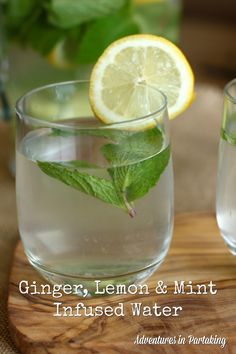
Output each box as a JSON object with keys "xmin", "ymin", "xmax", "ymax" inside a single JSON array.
[
  {"xmin": 50, "ymin": 127, "xmax": 133, "ymax": 142},
  {"xmin": 37, "ymin": 161, "xmax": 126, "ymax": 210},
  {"xmin": 37, "ymin": 127, "xmax": 170, "ymax": 216},
  {"xmin": 101, "ymin": 127, "xmax": 170, "ymax": 216}
]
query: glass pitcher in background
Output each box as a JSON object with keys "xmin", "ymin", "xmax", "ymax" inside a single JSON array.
[
  {"xmin": 1, "ymin": 0, "xmax": 182, "ymax": 174},
  {"xmin": 3, "ymin": 0, "xmax": 182, "ymax": 115}
]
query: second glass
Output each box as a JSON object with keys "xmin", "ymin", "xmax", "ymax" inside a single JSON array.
[
  {"xmin": 216, "ymin": 78, "xmax": 236, "ymax": 255},
  {"xmin": 16, "ymin": 81, "xmax": 173, "ymax": 295}
]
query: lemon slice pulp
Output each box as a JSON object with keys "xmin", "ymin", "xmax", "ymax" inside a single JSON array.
[{"xmin": 89, "ymin": 34, "xmax": 194, "ymax": 124}]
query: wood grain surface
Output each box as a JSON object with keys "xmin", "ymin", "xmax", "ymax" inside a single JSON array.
[{"xmin": 8, "ymin": 213, "xmax": 236, "ymax": 354}]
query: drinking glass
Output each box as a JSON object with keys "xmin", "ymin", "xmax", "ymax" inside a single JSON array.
[
  {"xmin": 16, "ymin": 81, "xmax": 173, "ymax": 295},
  {"xmin": 216, "ymin": 78, "xmax": 236, "ymax": 255}
]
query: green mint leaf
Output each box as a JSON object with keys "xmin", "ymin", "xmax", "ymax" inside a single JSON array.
[
  {"xmin": 25, "ymin": 17, "xmax": 65, "ymax": 55},
  {"xmin": 3, "ymin": 0, "xmax": 137, "ymax": 64},
  {"xmin": 50, "ymin": 128, "xmax": 76, "ymax": 137},
  {"xmin": 119, "ymin": 146, "xmax": 170, "ymax": 202},
  {"xmin": 221, "ymin": 112, "xmax": 236, "ymax": 146},
  {"xmin": 101, "ymin": 127, "xmax": 170, "ymax": 208},
  {"xmin": 5, "ymin": 4, "xmax": 64, "ymax": 55},
  {"xmin": 77, "ymin": 11, "xmax": 140, "ymax": 64},
  {"xmin": 5, "ymin": 0, "xmax": 37, "ymax": 24},
  {"xmin": 47, "ymin": 0, "xmax": 126, "ymax": 29},
  {"xmin": 37, "ymin": 161, "xmax": 126, "ymax": 210},
  {"xmin": 101, "ymin": 127, "xmax": 164, "ymax": 165},
  {"xmin": 50, "ymin": 127, "xmax": 133, "ymax": 142},
  {"xmin": 60, "ymin": 160, "xmax": 99, "ymax": 169}
]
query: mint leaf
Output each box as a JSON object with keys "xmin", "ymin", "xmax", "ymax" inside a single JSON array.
[
  {"xmin": 51, "ymin": 127, "xmax": 133, "ymax": 142},
  {"xmin": 4, "ymin": 3, "xmax": 64, "ymax": 55},
  {"xmin": 37, "ymin": 161, "xmax": 125, "ymax": 210},
  {"xmin": 77, "ymin": 11, "xmax": 140, "ymax": 64},
  {"xmin": 5, "ymin": 0, "xmax": 37, "ymax": 24},
  {"xmin": 25, "ymin": 17, "xmax": 64, "ymax": 55},
  {"xmin": 101, "ymin": 128, "xmax": 170, "ymax": 212},
  {"xmin": 47, "ymin": 0, "xmax": 126, "ymax": 29},
  {"xmin": 3, "ymin": 0, "xmax": 138, "ymax": 64},
  {"xmin": 221, "ymin": 113, "xmax": 236, "ymax": 146},
  {"xmin": 120, "ymin": 147, "xmax": 170, "ymax": 202},
  {"xmin": 62, "ymin": 160, "xmax": 99, "ymax": 169},
  {"xmin": 101, "ymin": 128, "xmax": 163, "ymax": 164}
]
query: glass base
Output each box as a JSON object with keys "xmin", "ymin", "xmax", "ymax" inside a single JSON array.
[
  {"xmin": 222, "ymin": 236, "xmax": 236, "ymax": 256},
  {"xmin": 28, "ymin": 256, "xmax": 164, "ymax": 297}
]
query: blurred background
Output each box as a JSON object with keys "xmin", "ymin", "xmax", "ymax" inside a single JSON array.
[{"xmin": 0, "ymin": 0, "xmax": 236, "ymax": 352}]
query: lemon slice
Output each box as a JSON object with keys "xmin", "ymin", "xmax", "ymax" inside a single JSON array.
[{"xmin": 89, "ymin": 34, "xmax": 194, "ymax": 124}]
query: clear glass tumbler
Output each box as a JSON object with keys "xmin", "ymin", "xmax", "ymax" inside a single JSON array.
[
  {"xmin": 216, "ymin": 78, "xmax": 236, "ymax": 255},
  {"xmin": 16, "ymin": 81, "xmax": 173, "ymax": 295}
]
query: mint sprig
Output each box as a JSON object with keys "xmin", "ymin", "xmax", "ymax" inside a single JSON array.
[
  {"xmin": 3, "ymin": 0, "xmax": 179, "ymax": 64},
  {"xmin": 3, "ymin": 0, "xmax": 138, "ymax": 60},
  {"xmin": 37, "ymin": 127, "xmax": 170, "ymax": 217}
]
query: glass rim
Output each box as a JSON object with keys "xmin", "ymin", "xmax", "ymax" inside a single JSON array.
[
  {"xmin": 15, "ymin": 79, "xmax": 168, "ymax": 130},
  {"xmin": 224, "ymin": 78, "xmax": 236, "ymax": 104}
]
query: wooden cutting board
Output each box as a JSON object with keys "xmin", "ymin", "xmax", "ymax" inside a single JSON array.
[{"xmin": 8, "ymin": 213, "xmax": 236, "ymax": 354}]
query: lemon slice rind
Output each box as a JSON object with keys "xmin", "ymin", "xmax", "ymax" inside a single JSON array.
[{"xmin": 90, "ymin": 34, "xmax": 194, "ymax": 124}]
